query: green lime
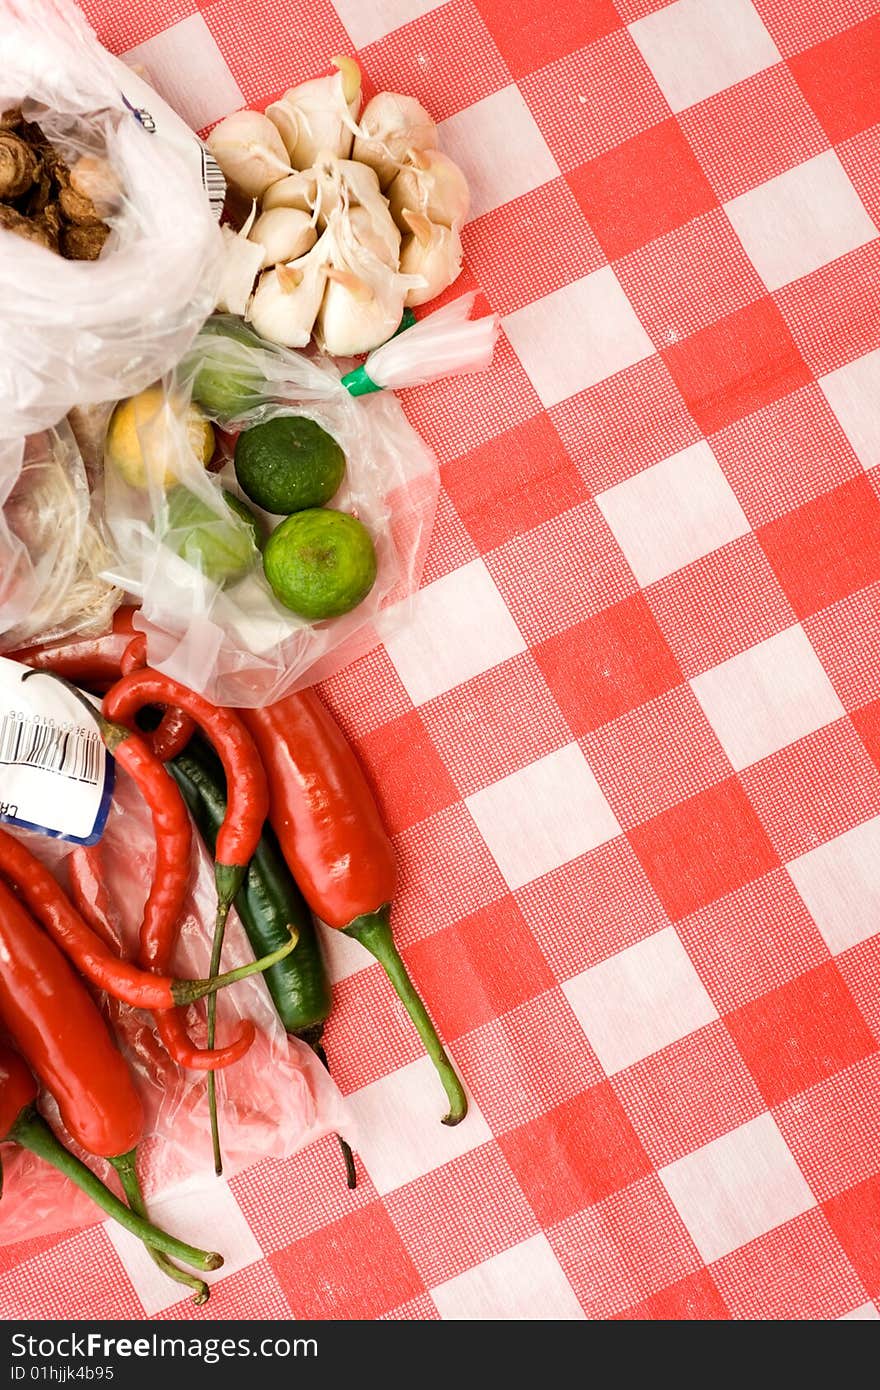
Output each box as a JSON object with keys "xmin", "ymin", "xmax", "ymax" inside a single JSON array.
[
  {"xmin": 186, "ymin": 317, "xmax": 267, "ymax": 421},
  {"xmin": 164, "ymin": 486, "xmax": 261, "ymax": 585},
  {"xmin": 234, "ymin": 415, "xmax": 346, "ymax": 515},
  {"xmin": 263, "ymin": 509, "xmax": 377, "ymax": 619}
]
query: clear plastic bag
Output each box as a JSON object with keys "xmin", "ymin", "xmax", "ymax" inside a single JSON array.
[
  {"xmin": 0, "ymin": 770, "xmax": 349, "ymax": 1246},
  {"xmin": 102, "ymin": 319, "xmax": 440, "ymax": 707}
]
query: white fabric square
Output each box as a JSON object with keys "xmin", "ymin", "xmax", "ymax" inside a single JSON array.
[
  {"xmin": 659, "ymin": 1114, "xmax": 814, "ymax": 1263},
  {"xmin": 381, "ymin": 559, "xmax": 526, "ymax": 704},
  {"xmin": 466, "ymin": 744, "xmax": 621, "ymax": 891},
  {"xmin": 438, "ymin": 86, "xmax": 559, "ymax": 222},
  {"xmin": 690, "ymin": 625, "xmax": 844, "ymax": 771},
  {"xmin": 725, "ymin": 151, "xmax": 877, "ymax": 292},
  {"xmin": 628, "ymin": 0, "xmax": 780, "ymax": 113},
  {"xmin": 104, "ymin": 1177, "xmax": 262, "ymax": 1316},
  {"xmin": 344, "ymin": 1055, "xmax": 489, "ymax": 1193},
  {"xmin": 123, "ymin": 15, "xmax": 244, "ymax": 131},
  {"xmin": 431, "ymin": 1235, "xmax": 585, "ymax": 1320},
  {"xmin": 562, "ymin": 927, "xmax": 718, "ymax": 1074},
  {"xmin": 331, "ymin": 0, "xmax": 447, "ymax": 49},
  {"xmin": 840, "ymin": 1303, "xmax": 880, "ymax": 1320},
  {"xmin": 787, "ymin": 816, "xmax": 880, "ymax": 955},
  {"xmin": 596, "ymin": 442, "xmax": 750, "ymax": 587},
  {"xmin": 503, "ymin": 268, "xmax": 655, "ymax": 409},
  {"xmin": 820, "ymin": 348, "xmax": 880, "ymax": 471}
]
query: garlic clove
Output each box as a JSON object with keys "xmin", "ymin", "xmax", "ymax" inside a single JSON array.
[
  {"xmin": 207, "ymin": 109, "xmax": 292, "ymax": 198},
  {"xmin": 249, "ymin": 206, "xmax": 317, "ymax": 266},
  {"xmin": 317, "ymin": 273, "xmax": 404, "ymax": 356},
  {"xmin": 387, "ymin": 150, "xmax": 469, "ymax": 230},
  {"xmin": 266, "ymin": 58, "xmax": 362, "ymax": 170},
  {"xmin": 216, "ymin": 225, "xmax": 265, "ymax": 315},
  {"xmin": 261, "ymin": 169, "xmax": 318, "ymax": 214},
  {"xmin": 348, "ymin": 202, "xmax": 401, "ymax": 268},
  {"xmin": 324, "ymin": 265, "xmax": 374, "ymax": 303},
  {"xmin": 247, "ymin": 259, "xmax": 327, "ymax": 347},
  {"xmin": 399, "ymin": 217, "xmax": 463, "ymax": 306},
  {"xmin": 353, "ymin": 92, "xmax": 438, "ymax": 190}
]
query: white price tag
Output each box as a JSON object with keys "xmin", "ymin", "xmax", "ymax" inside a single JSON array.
[{"xmin": 0, "ymin": 658, "xmax": 114, "ymax": 844}]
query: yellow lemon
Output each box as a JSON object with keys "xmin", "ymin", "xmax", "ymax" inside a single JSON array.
[{"xmin": 106, "ymin": 385, "xmax": 215, "ymax": 489}]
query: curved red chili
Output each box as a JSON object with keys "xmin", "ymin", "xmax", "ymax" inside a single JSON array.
[
  {"xmin": 67, "ymin": 842, "xmax": 127, "ymax": 959},
  {"xmin": 7, "ymin": 606, "xmax": 139, "ymax": 689},
  {"xmin": 120, "ymin": 634, "xmax": 196, "ymax": 760}
]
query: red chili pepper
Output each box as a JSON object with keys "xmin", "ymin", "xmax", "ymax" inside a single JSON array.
[
  {"xmin": 104, "ymin": 668, "xmax": 270, "ymax": 1173},
  {"xmin": 120, "ymin": 634, "xmax": 195, "ymax": 761},
  {"xmin": 7, "ymin": 606, "xmax": 139, "ymax": 689},
  {"xmin": 241, "ymin": 693, "xmax": 467, "ymax": 1126},
  {"xmin": 0, "ymin": 1042, "xmax": 220, "ymax": 1297},
  {"xmin": 67, "ymin": 842, "xmax": 127, "ymax": 958},
  {"xmin": 0, "ymin": 889, "xmax": 222, "ymax": 1301}
]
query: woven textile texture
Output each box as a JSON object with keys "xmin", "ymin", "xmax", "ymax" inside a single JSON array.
[{"xmin": 3, "ymin": 0, "xmax": 880, "ymax": 1321}]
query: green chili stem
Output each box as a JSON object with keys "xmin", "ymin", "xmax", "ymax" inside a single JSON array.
[
  {"xmin": 111, "ymin": 1152, "xmax": 210, "ymax": 1304},
  {"xmin": 11, "ymin": 1113, "xmax": 222, "ymax": 1273},
  {"xmin": 344, "ymin": 908, "xmax": 467, "ymax": 1126},
  {"xmin": 174, "ymin": 933, "xmax": 300, "ymax": 1005},
  {"xmin": 206, "ymin": 898, "xmax": 231, "ymax": 1177},
  {"xmin": 312, "ymin": 1038, "xmax": 357, "ymax": 1189}
]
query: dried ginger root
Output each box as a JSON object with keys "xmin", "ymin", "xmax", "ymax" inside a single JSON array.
[{"xmin": 0, "ymin": 108, "xmax": 113, "ymax": 259}]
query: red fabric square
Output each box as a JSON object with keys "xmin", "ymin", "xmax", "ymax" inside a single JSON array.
[
  {"xmin": 823, "ymin": 1174, "xmax": 880, "ymax": 1299},
  {"xmin": 776, "ymin": 1054, "xmax": 880, "ymax": 1199},
  {"xmin": 661, "ymin": 298, "xmax": 812, "ymax": 435},
  {"xmin": 581, "ymin": 686, "xmax": 732, "ymax": 829},
  {"xmin": 326, "ymin": 959, "xmax": 428, "ymax": 1093},
  {"xmin": 789, "ymin": 14, "xmax": 880, "ymax": 143},
  {"xmin": 614, "ymin": 1269, "xmax": 731, "ymax": 1320},
  {"xmin": 0, "ymin": 1226, "xmax": 143, "ymax": 1320},
  {"xmin": 548, "ymin": 1176, "xmax": 701, "ymax": 1319},
  {"xmin": 80, "ymin": 0, "xmax": 196, "ymax": 51},
  {"xmin": 474, "ymin": 0, "xmax": 621, "ymax": 78},
  {"xmin": 837, "ymin": 935, "xmax": 880, "ymax": 1050},
  {"xmin": 755, "ymin": 0, "xmax": 879, "ymax": 54},
  {"xmin": 384, "ymin": 1145, "xmax": 540, "ymax": 1287},
  {"xmin": 204, "ymin": 0, "xmax": 351, "ymax": 105},
  {"xmin": 516, "ymin": 837, "xmax": 669, "ymax": 979},
  {"xmin": 613, "ymin": 1022, "xmax": 765, "ymax": 1167},
  {"xmin": 231, "ymin": 1138, "xmax": 379, "ymax": 1254},
  {"xmin": 646, "ymin": 535, "xmax": 796, "ymax": 680},
  {"xmin": 463, "ymin": 180, "xmax": 604, "ymax": 316},
  {"xmin": 550, "ymin": 356, "xmax": 702, "ymax": 494},
  {"xmin": 725, "ymin": 962, "xmax": 877, "ymax": 1107},
  {"xmin": 710, "ymin": 384, "xmax": 862, "ymax": 529},
  {"xmin": 452, "ymin": 990, "xmax": 605, "ymax": 1132},
  {"xmin": 158, "ymin": 1262, "xmax": 293, "ymax": 1322},
  {"xmin": 628, "ymin": 778, "xmax": 780, "ymax": 920},
  {"xmin": 852, "ymin": 698, "xmax": 880, "ymax": 770},
  {"xmin": 679, "ymin": 65, "xmax": 829, "ymax": 202},
  {"xmin": 616, "ymin": 209, "xmax": 766, "ymax": 346},
  {"xmin": 534, "ymin": 594, "xmax": 683, "ymax": 735},
  {"xmin": 757, "ymin": 476, "xmax": 880, "ymax": 618},
  {"xmin": 498, "ymin": 1084, "xmax": 653, "ymax": 1224},
  {"xmin": 567, "ymin": 118, "xmax": 718, "ymax": 260},
  {"xmin": 401, "ymin": 897, "xmax": 555, "ymax": 1039},
  {"xmin": 838, "ymin": 124, "xmax": 880, "ymax": 233},
  {"xmin": 359, "ymin": 0, "xmax": 510, "ymax": 122},
  {"xmin": 442, "ymin": 412, "xmax": 588, "ymax": 552},
  {"xmin": 419, "ymin": 490, "xmax": 480, "ymax": 588},
  {"xmin": 317, "ymin": 647, "xmax": 412, "ymax": 741},
  {"xmin": 740, "ymin": 720, "xmax": 880, "ymax": 862},
  {"xmin": 677, "ymin": 870, "xmax": 831, "ymax": 1012},
  {"xmin": 392, "ymin": 803, "xmax": 509, "ymax": 948},
  {"xmin": 420, "ymin": 653, "xmax": 571, "ymax": 797},
  {"xmin": 805, "ymin": 583, "xmax": 880, "ymax": 710},
  {"xmin": 712, "ymin": 1208, "xmax": 866, "ymax": 1321},
  {"xmin": 775, "ymin": 240, "xmax": 880, "ymax": 377},
  {"xmin": 485, "ymin": 502, "xmax": 639, "ymax": 644},
  {"xmin": 519, "ymin": 30, "xmax": 670, "ymax": 171},
  {"xmin": 269, "ymin": 1204, "xmax": 424, "ymax": 1320},
  {"xmin": 353, "ymin": 711, "xmax": 459, "ymax": 835}
]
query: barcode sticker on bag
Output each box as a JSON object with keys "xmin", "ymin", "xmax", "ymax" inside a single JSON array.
[{"xmin": 0, "ymin": 657, "xmax": 114, "ymax": 844}]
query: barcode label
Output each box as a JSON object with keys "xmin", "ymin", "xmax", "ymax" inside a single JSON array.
[
  {"xmin": 201, "ymin": 146, "xmax": 227, "ymax": 219},
  {"xmin": 0, "ymin": 713, "xmax": 102, "ymax": 785}
]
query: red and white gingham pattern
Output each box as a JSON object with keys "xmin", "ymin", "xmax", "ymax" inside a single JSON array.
[{"xmin": 3, "ymin": 0, "xmax": 880, "ymax": 1321}]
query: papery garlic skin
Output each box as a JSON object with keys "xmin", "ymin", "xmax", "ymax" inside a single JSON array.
[
  {"xmin": 267, "ymin": 58, "xmax": 362, "ymax": 171},
  {"xmin": 260, "ymin": 169, "xmax": 318, "ymax": 215},
  {"xmin": 399, "ymin": 215, "xmax": 462, "ymax": 305},
  {"xmin": 353, "ymin": 92, "xmax": 438, "ymax": 189},
  {"xmin": 388, "ymin": 150, "xmax": 469, "ymax": 230},
  {"xmin": 216, "ymin": 224, "xmax": 265, "ymax": 314},
  {"xmin": 249, "ymin": 207, "xmax": 317, "ymax": 266},
  {"xmin": 208, "ymin": 110, "xmax": 291, "ymax": 198},
  {"xmin": 347, "ymin": 203, "xmax": 401, "ymax": 268},
  {"xmin": 247, "ymin": 254, "xmax": 328, "ymax": 347}
]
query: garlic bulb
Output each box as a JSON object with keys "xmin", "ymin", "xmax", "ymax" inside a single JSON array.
[
  {"xmin": 247, "ymin": 255, "xmax": 328, "ymax": 347},
  {"xmin": 353, "ymin": 92, "xmax": 437, "ymax": 189},
  {"xmin": 267, "ymin": 57, "xmax": 361, "ymax": 170},
  {"xmin": 399, "ymin": 211, "xmax": 462, "ymax": 306},
  {"xmin": 261, "ymin": 169, "xmax": 318, "ymax": 215},
  {"xmin": 208, "ymin": 110, "xmax": 291, "ymax": 198},
  {"xmin": 388, "ymin": 150, "xmax": 469, "ymax": 230},
  {"xmin": 317, "ymin": 267, "xmax": 405, "ymax": 357},
  {"xmin": 249, "ymin": 207, "xmax": 316, "ymax": 266}
]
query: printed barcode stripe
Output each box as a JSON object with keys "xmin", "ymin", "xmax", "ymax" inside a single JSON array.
[
  {"xmin": 0, "ymin": 713, "xmax": 101, "ymax": 784},
  {"xmin": 201, "ymin": 146, "xmax": 226, "ymax": 219}
]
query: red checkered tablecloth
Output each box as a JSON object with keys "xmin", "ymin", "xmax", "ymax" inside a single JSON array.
[{"xmin": 4, "ymin": 0, "xmax": 880, "ymax": 1322}]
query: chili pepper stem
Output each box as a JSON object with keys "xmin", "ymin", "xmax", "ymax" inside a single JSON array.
[
  {"xmin": 305, "ymin": 1031, "xmax": 357, "ymax": 1189},
  {"xmin": 173, "ymin": 934, "xmax": 300, "ymax": 1005},
  {"xmin": 344, "ymin": 908, "xmax": 468, "ymax": 1126},
  {"xmin": 10, "ymin": 1111, "xmax": 223, "ymax": 1274},
  {"xmin": 110, "ymin": 1152, "xmax": 210, "ymax": 1305},
  {"xmin": 206, "ymin": 896, "xmax": 232, "ymax": 1177}
]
